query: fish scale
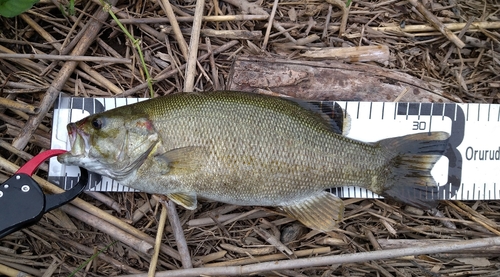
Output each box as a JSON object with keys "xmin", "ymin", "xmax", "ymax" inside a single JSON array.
[{"xmin": 58, "ymin": 91, "xmax": 449, "ymax": 232}]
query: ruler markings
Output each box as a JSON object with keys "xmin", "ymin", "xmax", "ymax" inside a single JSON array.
[
  {"xmin": 406, "ymin": 102, "xmax": 409, "ymax": 120},
  {"xmin": 477, "ymin": 104, "xmax": 480, "ymax": 121},
  {"xmin": 454, "ymin": 103, "xmax": 457, "ymax": 121},
  {"xmin": 429, "ymin": 103, "xmax": 434, "ymax": 133},
  {"xmin": 488, "ymin": 104, "xmax": 491, "ymax": 122},
  {"xmin": 369, "ymin": 102, "xmax": 372, "ymax": 120},
  {"xmin": 381, "ymin": 102, "xmax": 385, "ymax": 120},
  {"xmin": 473, "ymin": 183, "xmax": 475, "ymax": 200}
]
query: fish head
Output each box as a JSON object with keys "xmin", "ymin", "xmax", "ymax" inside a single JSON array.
[{"xmin": 57, "ymin": 111, "xmax": 159, "ymax": 181}]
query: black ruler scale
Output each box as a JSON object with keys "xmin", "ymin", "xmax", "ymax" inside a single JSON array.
[{"xmin": 50, "ymin": 97, "xmax": 499, "ymax": 201}]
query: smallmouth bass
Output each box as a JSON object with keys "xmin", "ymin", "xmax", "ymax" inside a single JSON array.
[{"xmin": 58, "ymin": 91, "xmax": 449, "ymax": 231}]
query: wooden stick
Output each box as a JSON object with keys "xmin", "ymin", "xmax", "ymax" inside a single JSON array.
[
  {"xmin": 11, "ymin": 0, "xmax": 119, "ymax": 150},
  {"xmin": 326, "ymin": 0, "xmax": 348, "ymax": 37},
  {"xmin": 0, "ymin": 263, "xmax": 31, "ymax": 277},
  {"xmin": 0, "ymin": 53, "xmax": 130, "ymax": 63},
  {"xmin": 132, "ymin": 197, "xmax": 158, "ymax": 224},
  {"xmin": 205, "ymin": 247, "xmax": 331, "ymax": 267},
  {"xmin": 253, "ymin": 226, "xmax": 295, "ymax": 258},
  {"xmin": 301, "ymin": 45, "xmax": 390, "ymax": 64},
  {"xmin": 159, "ymin": 0, "xmax": 189, "ymax": 60},
  {"xmin": 193, "ymin": 251, "xmax": 227, "ymax": 266},
  {"xmin": 116, "ymin": 14, "xmax": 269, "ymax": 24},
  {"xmin": 205, "ymin": 37, "xmax": 220, "ymax": 90},
  {"xmin": 220, "ymin": 243, "xmax": 275, "ymax": 256},
  {"xmin": 85, "ymin": 191, "xmax": 124, "ymax": 214},
  {"xmin": 0, "ymin": 97, "xmax": 38, "ymax": 114},
  {"xmin": 0, "ymin": 45, "xmax": 44, "ymax": 74},
  {"xmin": 183, "ymin": 0, "xmax": 205, "ymax": 92},
  {"xmin": 166, "ymin": 201, "xmax": 193, "ymax": 269},
  {"xmin": 187, "ymin": 210, "xmax": 272, "ymax": 227},
  {"xmin": 0, "ymin": 38, "xmax": 53, "ymax": 49},
  {"xmin": 322, "ymin": 4, "xmax": 333, "ymax": 39},
  {"xmin": 148, "ymin": 205, "xmax": 168, "ymax": 277},
  {"xmin": 6, "ymin": 124, "xmax": 51, "ymax": 149},
  {"xmin": 20, "ymin": 13, "xmax": 61, "ymax": 52},
  {"xmin": 200, "ymin": 29, "xmax": 261, "ymax": 40},
  {"xmin": 60, "ymin": 204, "xmax": 154, "ymax": 255},
  {"xmin": 78, "ymin": 62, "xmax": 123, "ymax": 94},
  {"xmin": 408, "ymin": 0, "xmax": 464, "ymax": 48},
  {"xmin": 262, "ymin": 0, "xmax": 279, "ymax": 49},
  {"xmin": 372, "ymin": 21, "xmax": 500, "ymax": 33},
  {"xmin": 0, "ymin": 140, "xmax": 47, "ymax": 172}
]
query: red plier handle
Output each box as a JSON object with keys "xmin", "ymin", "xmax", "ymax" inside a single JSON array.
[
  {"xmin": 16, "ymin": 149, "xmax": 68, "ymax": 175},
  {"xmin": 0, "ymin": 149, "xmax": 88, "ymax": 239}
]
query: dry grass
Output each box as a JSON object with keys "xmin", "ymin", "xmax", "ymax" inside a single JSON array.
[{"xmin": 1, "ymin": 0, "xmax": 500, "ymax": 276}]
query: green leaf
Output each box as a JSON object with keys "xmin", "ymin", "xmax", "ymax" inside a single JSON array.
[{"xmin": 0, "ymin": 0, "xmax": 39, "ymax": 18}]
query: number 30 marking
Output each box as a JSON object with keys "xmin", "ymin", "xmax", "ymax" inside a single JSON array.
[{"xmin": 412, "ymin": 121, "xmax": 426, "ymax": 130}]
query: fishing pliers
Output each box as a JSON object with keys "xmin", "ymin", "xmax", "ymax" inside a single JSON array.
[{"xmin": 0, "ymin": 149, "xmax": 88, "ymax": 238}]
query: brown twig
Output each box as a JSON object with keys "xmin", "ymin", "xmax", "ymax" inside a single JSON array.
[
  {"xmin": 408, "ymin": 0, "xmax": 465, "ymax": 48},
  {"xmin": 262, "ymin": 0, "xmax": 279, "ymax": 49},
  {"xmin": 0, "ymin": 263, "xmax": 31, "ymax": 277},
  {"xmin": 372, "ymin": 21, "xmax": 500, "ymax": 33},
  {"xmin": 0, "ymin": 53, "xmax": 131, "ymax": 63},
  {"xmin": 117, "ymin": 14, "xmax": 269, "ymax": 24},
  {"xmin": 61, "ymin": 204, "xmax": 154, "ymax": 255},
  {"xmin": 0, "ymin": 97, "xmax": 38, "ymax": 114},
  {"xmin": 159, "ymin": 0, "xmax": 189, "ymax": 60},
  {"xmin": 325, "ymin": 0, "xmax": 349, "ymax": 37},
  {"xmin": 166, "ymin": 201, "xmax": 193, "ymax": 269},
  {"xmin": 183, "ymin": 0, "xmax": 205, "ymax": 92},
  {"xmin": 148, "ymin": 204, "xmax": 168, "ymax": 277}
]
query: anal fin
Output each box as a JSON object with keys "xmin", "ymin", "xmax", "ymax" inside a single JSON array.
[
  {"xmin": 279, "ymin": 191, "xmax": 344, "ymax": 232},
  {"xmin": 167, "ymin": 192, "xmax": 198, "ymax": 210}
]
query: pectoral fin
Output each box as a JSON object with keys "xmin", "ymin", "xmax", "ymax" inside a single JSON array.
[
  {"xmin": 155, "ymin": 146, "xmax": 207, "ymax": 173},
  {"xmin": 280, "ymin": 191, "xmax": 344, "ymax": 232},
  {"xmin": 168, "ymin": 192, "xmax": 198, "ymax": 210}
]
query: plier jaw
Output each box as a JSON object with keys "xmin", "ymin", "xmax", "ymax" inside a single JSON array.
[{"xmin": 0, "ymin": 149, "xmax": 88, "ymax": 239}]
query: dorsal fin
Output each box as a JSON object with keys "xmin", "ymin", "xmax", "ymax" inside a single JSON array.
[{"xmin": 285, "ymin": 98, "xmax": 346, "ymax": 135}]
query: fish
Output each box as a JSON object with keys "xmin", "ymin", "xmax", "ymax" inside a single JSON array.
[{"xmin": 58, "ymin": 91, "xmax": 449, "ymax": 232}]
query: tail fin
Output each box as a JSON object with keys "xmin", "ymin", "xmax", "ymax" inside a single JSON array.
[{"xmin": 375, "ymin": 132, "xmax": 449, "ymax": 209}]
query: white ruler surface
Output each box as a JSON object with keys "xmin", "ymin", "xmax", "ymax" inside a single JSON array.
[{"xmin": 49, "ymin": 97, "xmax": 499, "ymax": 201}]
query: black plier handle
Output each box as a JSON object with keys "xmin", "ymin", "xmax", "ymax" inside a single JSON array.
[{"xmin": 0, "ymin": 149, "xmax": 88, "ymax": 239}]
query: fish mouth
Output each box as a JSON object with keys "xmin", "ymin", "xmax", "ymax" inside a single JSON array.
[{"xmin": 57, "ymin": 123, "xmax": 90, "ymax": 164}]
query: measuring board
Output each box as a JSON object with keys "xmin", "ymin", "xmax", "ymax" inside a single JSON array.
[{"xmin": 49, "ymin": 96, "xmax": 500, "ymax": 201}]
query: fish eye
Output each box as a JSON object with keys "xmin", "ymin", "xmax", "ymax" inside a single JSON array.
[{"xmin": 91, "ymin": 118, "xmax": 103, "ymax": 130}]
